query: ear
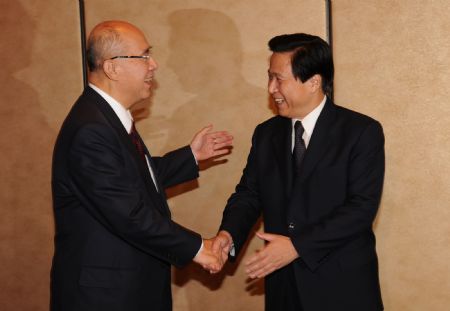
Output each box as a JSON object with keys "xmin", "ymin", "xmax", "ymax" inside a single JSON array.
[
  {"xmin": 308, "ymin": 74, "xmax": 322, "ymax": 92},
  {"xmin": 102, "ymin": 59, "xmax": 120, "ymax": 81}
]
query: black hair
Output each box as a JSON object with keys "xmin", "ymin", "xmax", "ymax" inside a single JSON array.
[{"xmin": 268, "ymin": 33, "xmax": 334, "ymax": 96}]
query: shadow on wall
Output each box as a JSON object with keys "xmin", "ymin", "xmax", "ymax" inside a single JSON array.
[
  {"xmin": 173, "ymin": 219, "xmax": 264, "ymax": 293},
  {"xmin": 163, "ymin": 8, "xmax": 269, "ymax": 299},
  {"xmin": 0, "ymin": 1, "xmax": 56, "ymax": 310},
  {"xmin": 164, "ymin": 8, "xmax": 270, "ymax": 198}
]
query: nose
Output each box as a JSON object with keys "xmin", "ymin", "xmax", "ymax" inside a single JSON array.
[
  {"xmin": 148, "ymin": 57, "xmax": 158, "ymax": 71},
  {"xmin": 268, "ymin": 78, "xmax": 278, "ymax": 94}
]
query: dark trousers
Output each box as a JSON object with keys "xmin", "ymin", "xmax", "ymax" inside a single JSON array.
[{"xmin": 285, "ymin": 264, "xmax": 303, "ymax": 311}]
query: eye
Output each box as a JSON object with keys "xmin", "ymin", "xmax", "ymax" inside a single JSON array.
[{"xmin": 140, "ymin": 54, "xmax": 152, "ymax": 62}]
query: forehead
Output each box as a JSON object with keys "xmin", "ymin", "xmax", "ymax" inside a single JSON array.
[
  {"xmin": 121, "ymin": 27, "xmax": 150, "ymax": 52},
  {"xmin": 269, "ymin": 52, "xmax": 293, "ymax": 73}
]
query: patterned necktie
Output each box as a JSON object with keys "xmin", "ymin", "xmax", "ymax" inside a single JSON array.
[
  {"xmin": 293, "ymin": 120, "xmax": 306, "ymax": 174},
  {"xmin": 129, "ymin": 122, "xmax": 146, "ymax": 161},
  {"xmin": 129, "ymin": 122, "xmax": 160, "ymax": 192}
]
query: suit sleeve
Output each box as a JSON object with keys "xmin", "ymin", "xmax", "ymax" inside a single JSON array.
[
  {"xmin": 152, "ymin": 146, "xmax": 199, "ymax": 189},
  {"xmin": 219, "ymin": 127, "xmax": 262, "ymax": 257},
  {"xmin": 291, "ymin": 120, "xmax": 385, "ymax": 271},
  {"xmin": 69, "ymin": 123, "xmax": 201, "ymax": 267}
]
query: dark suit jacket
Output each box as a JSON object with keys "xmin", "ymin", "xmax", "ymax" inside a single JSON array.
[
  {"xmin": 51, "ymin": 87, "xmax": 202, "ymax": 311},
  {"xmin": 220, "ymin": 99, "xmax": 385, "ymax": 311}
]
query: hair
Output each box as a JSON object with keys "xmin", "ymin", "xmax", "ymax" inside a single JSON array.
[
  {"xmin": 268, "ymin": 33, "xmax": 334, "ymax": 96},
  {"xmin": 86, "ymin": 22, "xmax": 125, "ymax": 72}
]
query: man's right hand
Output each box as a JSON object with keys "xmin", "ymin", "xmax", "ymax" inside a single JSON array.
[
  {"xmin": 193, "ymin": 238, "xmax": 224, "ymax": 273},
  {"xmin": 211, "ymin": 230, "xmax": 233, "ymax": 266}
]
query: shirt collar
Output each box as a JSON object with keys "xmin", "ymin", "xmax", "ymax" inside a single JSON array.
[
  {"xmin": 292, "ymin": 95, "xmax": 327, "ymax": 138},
  {"xmin": 89, "ymin": 83, "xmax": 134, "ymax": 133}
]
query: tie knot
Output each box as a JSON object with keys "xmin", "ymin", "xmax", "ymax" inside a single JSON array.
[
  {"xmin": 294, "ymin": 120, "xmax": 304, "ymax": 136},
  {"xmin": 130, "ymin": 122, "xmax": 137, "ymax": 135}
]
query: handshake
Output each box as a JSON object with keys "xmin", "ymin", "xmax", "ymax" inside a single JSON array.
[
  {"xmin": 193, "ymin": 230, "xmax": 300, "ymax": 279},
  {"xmin": 193, "ymin": 230, "xmax": 233, "ymax": 273}
]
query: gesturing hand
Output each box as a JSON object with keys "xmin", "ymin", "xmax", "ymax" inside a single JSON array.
[
  {"xmin": 190, "ymin": 125, "xmax": 233, "ymax": 161},
  {"xmin": 245, "ymin": 232, "xmax": 299, "ymax": 279}
]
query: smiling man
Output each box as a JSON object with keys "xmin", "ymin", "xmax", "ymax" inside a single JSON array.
[
  {"xmin": 50, "ymin": 21, "xmax": 232, "ymax": 311},
  {"xmin": 214, "ymin": 33, "xmax": 385, "ymax": 311}
]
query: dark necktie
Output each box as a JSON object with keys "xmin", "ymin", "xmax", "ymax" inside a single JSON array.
[
  {"xmin": 130, "ymin": 122, "xmax": 146, "ymax": 161},
  {"xmin": 293, "ymin": 120, "xmax": 306, "ymax": 174},
  {"xmin": 129, "ymin": 122, "xmax": 161, "ymax": 192}
]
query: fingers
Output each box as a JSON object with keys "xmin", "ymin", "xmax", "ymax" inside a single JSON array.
[
  {"xmin": 194, "ymin": 232, "xmax": 234, "ymax": 274},
  {"xmin": 190, "ymin": 126, "xmax": 233, "ymax": 161},
  {"xmin": 197, "ymin": 124, "xmax": 213, "ymax": 136},
  {"xmin": 245, "ymin": 233, "xmax": 299, "ymax": 279},
  {"xmin": 245, "ymin": 250, "xmax": 271, "ymax": 279},
  {"xmin": 210, "ymin": 147, "xmax": 231, "ymax": 157},
  {"xmin": 255, "ymin": 231, "xmax": 275, "ymax": 242},
  {"xmin": 211, "ymin": 232, "xmax": 232, "ymax": 266},
  {"xmin": 212, "ymin": 235, "xmax": 229, "ymax": 254},
  {"xmin": 208, "ymin": 131, "xmax": 233, "ymax": 140},
  {"xmin": 199, "ymin": 238, "xmax": 226, "ymax": 274},
  {"xmin": 210, "ymin": 133, "xmax": 233, "ymax": 155},
  {"xmin": 209, "ymin": 133, "xmax": 233, "ymax": 147}
]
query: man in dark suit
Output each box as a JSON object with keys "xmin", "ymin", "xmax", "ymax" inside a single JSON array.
[
  {"xmin": 50, "ymin": 20, "xmax": 232, "ymax": 311},
  {"xmin": 213, "ymin": 33, "xmax": 384, "ymax": 310}
]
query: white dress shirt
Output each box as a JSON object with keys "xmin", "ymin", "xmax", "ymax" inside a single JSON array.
[
  {"xmin": 89, "ymin": 84, "xmax": 204, "ymax": 255},
  {"xmin": 291, "ymin": 95, "xmax": 327, "ymax": 151},
  {"xmin": 89, "ymin": 83, "xmax": 159, "ymax": 192}
]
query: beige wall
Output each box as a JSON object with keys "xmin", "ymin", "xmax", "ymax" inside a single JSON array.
[
  {"xmin": 84, "ymin": 1, "xmax": 325, "ymax": 310},
  {"xmin": 333, "ymin": 1, "xmax": 450, "ymax": 310},
  {"xmin": 0, "ymin": 1, "xmax": 449, "ymax": 310},
  {"xmin": 0, "ymin": 0, "xmax": 82, "ymax": 310}
]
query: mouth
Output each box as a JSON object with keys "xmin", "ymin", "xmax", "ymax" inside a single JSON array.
[
  {"xmin": 144, "ymin": 77, "xmax": 153, "ymax": 86},
  {"xmin": 273, "ymin": 98, "xmax": 285, "ymax": 105}
]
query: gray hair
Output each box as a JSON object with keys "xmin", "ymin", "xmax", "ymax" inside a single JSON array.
[{"xmin": 86, "ymin": 22, "xmax": 125, "ymax": 72}]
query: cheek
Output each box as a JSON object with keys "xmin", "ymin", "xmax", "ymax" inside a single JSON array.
[{"xmin": 279, "ymin": 85, "xmax": 292, "ymax": 102}]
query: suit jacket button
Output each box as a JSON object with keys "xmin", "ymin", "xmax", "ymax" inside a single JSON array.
[{"xmin": 288, "ymin": 222, "xmax": 295, "ymax": 230}]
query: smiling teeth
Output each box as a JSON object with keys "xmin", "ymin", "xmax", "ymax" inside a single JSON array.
[{"xmin": 274, "ymin": 98, "xmax": 284, "ymax": 104}]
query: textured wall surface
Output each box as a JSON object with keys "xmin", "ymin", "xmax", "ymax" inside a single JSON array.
[
  {"xmin": 333, "ymin": 1, "xmax": 450, "ymax": 310},
  {"xmin": 0, "ymin": 1, "xmax": 82, "ymax": 310},
  {"xmin": 83, "ymin": 1, "xmax": 325, "ymax": 310},
  {"xmin": 1, "ymin": 0, "xmax": 449, "ymax": 310}
]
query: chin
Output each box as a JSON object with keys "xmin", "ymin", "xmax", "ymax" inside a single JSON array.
[
  {"xmin": 276, "ymin": 108, "xmax": 290, "ymax": 118},
  {"xmin": 141, "ymin": 90, "xmax": 151, "ymax": 99}
]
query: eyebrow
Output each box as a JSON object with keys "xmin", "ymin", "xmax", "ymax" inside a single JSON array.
[
  {"xmin": 268, "ymin": 70, "xmax": 281, "ymax": 77},
  {"xmin": 142, "ymin": 46, "xmax": 152, "ymax": 55}
]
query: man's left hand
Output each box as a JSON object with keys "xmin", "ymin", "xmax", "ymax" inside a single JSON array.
[
  {"xmin": 190, "ymin": 125, "xmax": 233, "ymax": 161},
  {"xmin": 245, "ymin": 232, "xmax": 299, "ymax": 279}
]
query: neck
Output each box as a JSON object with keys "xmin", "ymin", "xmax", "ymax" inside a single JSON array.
[
  {"xmin": 88, "ymin": 75, "xmax": 132, "ymax": 109},
  {"xmin": 294, "ymin": 93, "xmax": 325, "ymax": 119}
]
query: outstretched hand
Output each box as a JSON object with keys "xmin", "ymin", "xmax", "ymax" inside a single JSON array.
[
  {"xmin": 190, "ymin": 125, "xmax": 233, "ymax": 161},
  {"xmin": 245, "ymin": 232, "xmax": 299, "ymax": 279}
]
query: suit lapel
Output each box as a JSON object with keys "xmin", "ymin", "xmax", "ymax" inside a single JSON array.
[
  {"xmin": 271, "ymin": 117, "xmax": 295, "ymax": 198},
  {"xmin": 138, "ymin": 135, "xmax": 172, "ymax": 216},
  {"xmin": 298, "ymin": 98, "xmax": 337, "ymax": 182},
  {"xmin": 85, "ymin": 87, "xmax": 170, "ymax": 215}
]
